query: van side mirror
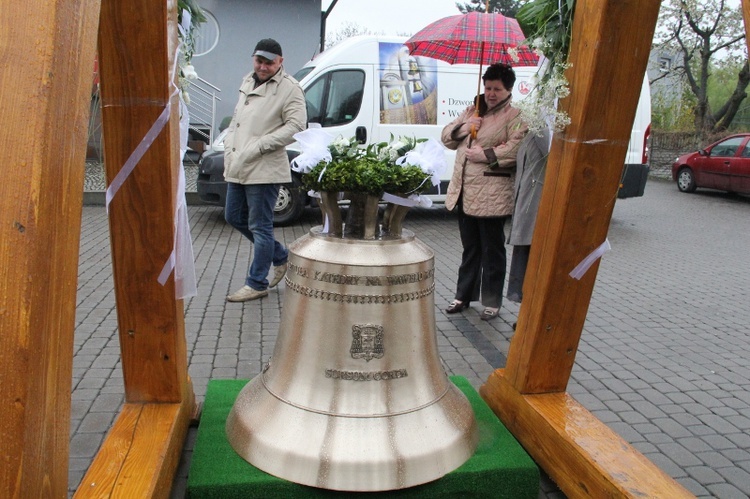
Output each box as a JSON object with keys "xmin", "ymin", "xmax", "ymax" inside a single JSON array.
[
  {"xmin": 699, "ymin": 149, "xmax": 707, "ymax": 156},
  {"xmin": 355, "ymin": 126, "xmax": 367, "ymax": 144}
]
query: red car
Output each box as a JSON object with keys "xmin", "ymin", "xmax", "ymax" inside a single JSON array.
[{"xmin": 672, "ymin": 133, "xmax": 750, "ymax": 194}]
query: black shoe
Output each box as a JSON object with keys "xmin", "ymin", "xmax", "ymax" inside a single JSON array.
[{"xmin": 446, "ymin": 300, "xmax": 469, "ymax": 314}]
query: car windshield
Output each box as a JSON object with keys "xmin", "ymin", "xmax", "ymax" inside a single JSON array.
[{"xmin": 293, "ymin": 67, "xmax": 314, "ymax": 82}]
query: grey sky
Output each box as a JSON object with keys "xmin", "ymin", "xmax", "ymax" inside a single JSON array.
[{"xmin": 324, "ymin": 0, "xmax": 462, "ymax": 38}]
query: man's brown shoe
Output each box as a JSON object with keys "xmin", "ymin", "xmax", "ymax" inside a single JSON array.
[{"xmin": 227, "ymin": 285, "xmax": 268, "ymax": 302}]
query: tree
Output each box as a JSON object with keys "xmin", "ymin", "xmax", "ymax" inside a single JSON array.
[
  {"xmin": 653, "ymin": 0, "xmax": 748, "ymax": 134},
  {"xmin": 709, "ymin": 60, "xmax": 750, "ymax": 131},
  {"xmin": 325, "ymin": 22, "xmax": 380, "ymax": 49},
  {"xmin": 456, "ymin": 0, "xmax": 523, "ymax": 18}
]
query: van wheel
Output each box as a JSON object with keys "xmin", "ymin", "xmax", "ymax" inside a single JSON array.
[
  {"xmin": 677, "ymin": 167, "xmax": 697, "ymax": 193},
  {"xmin": 274, "ymin": 182, "xmax": 306, "ymax": 226}
]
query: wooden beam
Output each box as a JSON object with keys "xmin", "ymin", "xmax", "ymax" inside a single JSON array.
[
  {"xmin": 481, "ymin": 370, "xmax": 694, "ymax": 498},
  {"xmin": 73, "ymin": 402, "xmax": 191, "ymax": 499},
  {"xmin": 0, "ymin": 0, "xmax": 100, "ymax": 496},
  {"xmin": 77, "ymin": 0, "xmax": 195, "ymax": 494},
  {"xmin": 502, "ymin": 0, "xmax": 662, "ymax": 394},
  {"xmin": 97, "ymin": 0, "xmax": 191, "ymax": 404},
  {"xmin": 480, "ymin": 0, "xmax": 686, "ymax": 495}
]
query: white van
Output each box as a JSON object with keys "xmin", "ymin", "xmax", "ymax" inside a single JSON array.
[{"xmin": 197, "ymin": 35, "xmax": 651, "ymax": 223}]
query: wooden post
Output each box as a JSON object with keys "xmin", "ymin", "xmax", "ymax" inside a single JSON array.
[
  {"xmin": 97, "ymin": 0, "xmax": 190, "ymax": 405},
  {"xmin": 0, "ymin": 0, "xmax": 100, "ymax": 496},
  {"xmin": 743, "ymin": 0, "xmax": 750, "ymax": 53},
  {"xmin": 74, "ymin": 0, "xmax": 194, "ymax": 495},
  {"xmin": 503, "ymin": 0, "xmax": 662, "ymax": 394},
  {"xmin": 481, "ymin": 0, "xmax": 693, "ymax": 496}
]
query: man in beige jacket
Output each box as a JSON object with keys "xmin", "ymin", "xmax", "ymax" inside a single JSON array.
[{"xmin": 224, "ymin": 38, "xmax": 307, "ymax": 302}]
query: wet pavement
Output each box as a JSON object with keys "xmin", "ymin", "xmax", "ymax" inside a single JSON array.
[{"xmin": 70, "ymin": 176, "xmax": 750, "ymax": 498}]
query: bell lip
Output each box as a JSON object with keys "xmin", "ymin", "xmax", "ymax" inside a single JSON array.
[{"xmin": 226, "ymin": 376, "xmax": 479, "ymax": 492}]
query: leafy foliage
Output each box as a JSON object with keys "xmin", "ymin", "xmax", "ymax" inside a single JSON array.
[
  {"xmin": 652, "ymin": 86, "xmax": 698, "ymax": 131},
  {"xmin": 516, "ymin": 0, "xmax": 575, "ymax": 65},
  {"xmin": 177, "ymin": 0, "xmax": 207, "ymax": 59},
  {"xmin": 325, "ymin": 22, "xmax": 380, "ymax": 49},
  {"xmin": 709, "ymin": 62, "xmax": 750, "ymax": 130},
  {"xmin": 176, "ymin": 0, "xmax": 207, "ymax": 103},
  {"xmin": 509, "ymin": 0, "xmax": 576, "ymax": 135},
  {"xmin": 300, "ymin": 135, "xmax": 433, "ymax": 196}
]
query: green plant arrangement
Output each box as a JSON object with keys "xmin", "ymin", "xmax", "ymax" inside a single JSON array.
[
  {"xmin": 291, "ymin": 130, "xmax": 447, "ymax": 239},
  {"xmin": 177, "ymin": 0, "xmax": 207, "ymax": 104},
  {"xmin": 300, "ymin": 137, "xmax": 434, "ymax": 196},
  {"xmin": 510, "ymin": 0, "xmax": 576, "ymax": 135}
]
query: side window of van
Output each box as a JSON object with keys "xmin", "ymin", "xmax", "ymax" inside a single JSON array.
[{"xmin": 304, "ymin": 70, "xmax": 365, "ymax": 127}]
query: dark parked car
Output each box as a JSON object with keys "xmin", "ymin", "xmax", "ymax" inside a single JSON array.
[
  {"xmin": 197, "ymin": 151, "xmax": 308, "ymax": 226},
  {"xmin": 671, "ymin": 133, "xmax": 750, "ymax": 195}
]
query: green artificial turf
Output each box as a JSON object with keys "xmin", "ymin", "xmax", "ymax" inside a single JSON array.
[{"xmin": 187, "ymin": 376, "xmax": 539, "ymax": 498}]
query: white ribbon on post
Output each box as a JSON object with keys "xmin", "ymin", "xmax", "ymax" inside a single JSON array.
[
  {"xmin": 158, "ymin": 96, "xmax": 197, "ymax": 298},
  {"xmin": 569, "ymin": 239, "xmax": 611, "ymax": 280},
  {"xmin": 106, "ymin": 12, "xmax": 197, "ymax": 299}
]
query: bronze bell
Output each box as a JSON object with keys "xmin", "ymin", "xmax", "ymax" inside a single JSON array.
[{"xmin": 226, "ymin": 227, "xmax": 478, "ymax": 491}]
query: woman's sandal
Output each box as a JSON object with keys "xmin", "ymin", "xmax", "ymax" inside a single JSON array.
[
  {"xmin": 480, "ymin": 307, "xmax": 499, "ymax": 321},
  {"xmin": 446, "ymin": 300, "xmax": 469, "ymax": 314}
]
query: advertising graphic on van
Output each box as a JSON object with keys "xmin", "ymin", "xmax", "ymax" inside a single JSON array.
[{"xmin": 379, "ymin": 43, "xmax": 437, "ymax": 125}]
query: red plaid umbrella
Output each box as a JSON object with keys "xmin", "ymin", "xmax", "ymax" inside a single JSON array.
[
  {"xmin": 405, "ymin": 11, "xmax": 538, "ymax": 138},
  {"xmin": 404, "ymin": 11, "xmax": 539, "ymax": 66}
]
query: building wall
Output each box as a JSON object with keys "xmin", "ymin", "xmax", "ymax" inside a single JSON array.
[{"xmin": 190, "ymin": 0, "xmax": 321, "ymax": 132}]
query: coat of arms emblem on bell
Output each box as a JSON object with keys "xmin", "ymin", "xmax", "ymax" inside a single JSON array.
[{"xmin": 350, "ymin": 323, "xmax": 384, "ymax": 361}]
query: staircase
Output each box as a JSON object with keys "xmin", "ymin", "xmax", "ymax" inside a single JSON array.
[{"xmin": 185, "ymin": 76, "xmax": 221, "ymax": 147}]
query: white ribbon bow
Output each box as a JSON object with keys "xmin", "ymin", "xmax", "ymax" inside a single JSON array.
[
  {"xmin": 290, "ymin": 126, "xmax": 333, "ymax": 173},
  {"xmin": 396, "ymin": 138, "xmax": 448, "ymax": 187}
]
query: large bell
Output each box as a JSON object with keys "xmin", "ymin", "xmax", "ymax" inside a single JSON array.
[{"xmin": 226, "ymin": 227, "xmax": 478, "ymax": 491}]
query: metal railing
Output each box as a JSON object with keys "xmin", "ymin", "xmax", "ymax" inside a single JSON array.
[{"xmin": 185, "ymin": 76, "xmax": 221, "ymax": 145}]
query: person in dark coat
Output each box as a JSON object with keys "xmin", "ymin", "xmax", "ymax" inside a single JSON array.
[{"xmin": 506, "ymin": 126, "xmax": 551, "ymax": 303}]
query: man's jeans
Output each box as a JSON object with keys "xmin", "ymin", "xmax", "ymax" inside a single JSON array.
[{"xmin": 224, "ymin": 182, "xmax": 288, "ymax": 291}]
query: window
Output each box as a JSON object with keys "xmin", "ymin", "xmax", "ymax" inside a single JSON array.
[
  {"xmin": 710, "ymin": 137, "xmax": 744, "ymax": 157},
  {"xmin": 293, "ymin": 67, "xmax": 314, "ymax": 82},
  {"xmin": 304, "ymin": 70, "xmax": 365, "ymax": 127},
  {"xmin": 191, "ymin": 10, "xmax": 220, "ymax": 57},
  {"xmin": 658, "ymin": 56, "xmax": 672, "ymax": 73}
]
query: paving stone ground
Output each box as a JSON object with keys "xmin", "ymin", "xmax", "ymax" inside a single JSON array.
[{"xmin": 69, "ymin": 177, "xmax": 750, "ymax": 498}]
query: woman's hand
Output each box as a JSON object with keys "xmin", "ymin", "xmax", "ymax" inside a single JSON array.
[
  {"xmin": 465, "ymin": 144, "xmax": 488, "ymax": 163},
  {"xmin": 466, "ymin": 116, "xmax": 482, "ymax": 131}
]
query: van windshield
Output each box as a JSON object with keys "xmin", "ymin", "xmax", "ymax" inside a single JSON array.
[{"xmin": 293, "ymin": 67, "xmax": 314, "ymax": 82}]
